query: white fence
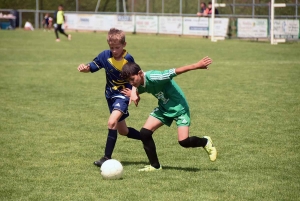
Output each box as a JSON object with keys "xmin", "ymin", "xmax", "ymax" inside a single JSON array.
[
  {"xmin": 64, "ymin": 13, "xmax": 299, "ymax": 40},
  {"xmin": 65, "ymin": 14, "xmax": 230, "ymax": 37}
]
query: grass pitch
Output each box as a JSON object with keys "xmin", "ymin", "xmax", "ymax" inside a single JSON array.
[{"xmin": 0, "ymin": 30, "xmax": 299, "ymax": 201}]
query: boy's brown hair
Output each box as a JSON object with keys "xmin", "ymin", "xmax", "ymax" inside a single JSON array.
[
  {"xmin": 120, "ymin": 62, "xmax": 141, "ymax": 80},
  {"xmin": 107, "ymin": 28, "xmax": 126, "ymax": 44}
]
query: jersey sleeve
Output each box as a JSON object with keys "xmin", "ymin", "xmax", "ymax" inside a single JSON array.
[
  {"xmin": 88, "ymin": 51, "xmax": 106, "ymax": 73},
  {"xmin": 147, "ymin": 68, "xmax": 177, "ymax": 84}
]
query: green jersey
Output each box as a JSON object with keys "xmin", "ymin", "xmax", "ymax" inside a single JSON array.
[{"xmin": 137, "ymin": 68, "xmax": 189, "ymax": 118}]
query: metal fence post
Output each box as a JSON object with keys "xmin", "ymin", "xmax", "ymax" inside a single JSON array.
[
  {"xmin": 19, "ymin": 11, "xmax": 22, "ymax": 28},
  {"xmin": 268, "ymin": 2, "xmax": 271, "ymax": 37},
  {"xmin": 35, "ymin": 0, "xmax": 39, "ymax": 29},
  {"xmin": 116, "ymin": 0, "xmax": 119, "ymax": 13},
  {"xmin": 122, "ymin": 0, "xmax": 127, "ymax": 13},
  {"xmin": 147, "ymin": 0, "xmax": 149, "ymax": 14},
  {"xmin": 180, "ymin": 0, "xmax": 182, "ymax": 15},
  {"xmin": 131, "ymin": 0, "xmax": 134, "ymax": 12},
  {"xmin": 233, "ymin": 0, "xmax": 235, "ymax": 14},
  {"xmin": 252, "ymin": 0, "xmax": 255, "ymax": 18},
  {"xmin": 296, "ymin": 0, "xmax": 298, "ymax": 19},
  {"xmin": 95, "ymin": 0, "xmax": 101, "ymax": 13}
]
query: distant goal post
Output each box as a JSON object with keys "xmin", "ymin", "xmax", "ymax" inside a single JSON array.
[
  {"xmin": 211, "ymin": 0, "xmax": 299, "ymax": 44},
  {"xmin": 270, "ymin": 0, "xmax": 287, "ymax": 45},
  {"xmin": 211, "ymin": 0, "xmax": 226, "ymax": 42}
]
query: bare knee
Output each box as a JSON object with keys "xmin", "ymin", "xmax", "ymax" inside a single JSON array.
[{"xmin": 107, "ymin": 119, "xmax": 118, "ymax": 130}]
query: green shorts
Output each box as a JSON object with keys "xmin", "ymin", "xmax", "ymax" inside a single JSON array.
[{"xmin": 150, "ymin": 107, "xmax": 190, "ymax": 127}]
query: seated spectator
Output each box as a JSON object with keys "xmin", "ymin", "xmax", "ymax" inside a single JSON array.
[
  {"xmin": 197, "ymin": 2, "xmax": 207, "ymax": 16},
  {"xmin": 204, "ymin": 1, "xmax": 219, "ymax": 16},
  {"xmin": 24, "ymin": 21, "xmax": 34, "ymax": 31}
]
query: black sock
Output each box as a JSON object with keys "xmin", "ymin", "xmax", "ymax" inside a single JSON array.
[
  {"xmin": 140, "ymin": 128, "xmax": 160, "ymax": 168},
  {"xmin": 104, "ymin": 129, "xmax": 118, "ymax": 158},
  {"xmin": 190, "ymin": 136, "xmax": 208, "ymax": 147},
  {"xmin": 179, "ymin": 136, "xmax": 208, "ymax": 148},
  {"xmin": 126, "ymin": 127, "xmax": 141, "ymax": 140}
]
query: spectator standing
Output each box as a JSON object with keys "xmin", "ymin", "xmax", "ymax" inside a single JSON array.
[{"xmin": 43, "ymin": 13, "xmax": 53, "ymax": 31}]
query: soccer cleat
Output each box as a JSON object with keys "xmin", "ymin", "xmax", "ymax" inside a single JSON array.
[
  {"xmin": 138, "ymin": 165, "xmax": 162, "ymax": 172},
  {"xmin": 56, "ymin": 39, "xmax": 60, "ymax": 42},
  {"xmin": 68, "ymin": 34, "xmax": 72, "ymax": 40},
  {"xmin": 94, "ymin": 156, "xmax": 110, "ymax": 167},
  {"xmin": 203, "ymin": 136, "xmax": 217, "ymax": 162}
]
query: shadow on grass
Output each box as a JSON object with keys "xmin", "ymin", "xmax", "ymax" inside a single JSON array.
[
  {"xmin": 121, "ymin": 161, "xmax": 218, "ymax": 172},
  {"xmin": 162, "ymin": 166, "xmax": 201, "ymax": 172},
  {"xmin": 162, "ymin": 166, "xmax": 218, "ymax": 172}
]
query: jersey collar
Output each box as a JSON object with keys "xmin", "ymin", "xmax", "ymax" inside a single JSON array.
[
  {"xmin": 141, "ymin": 71, "xmax": 146, "ymax": 87},
  {"xmin": 121, "ymin": 49, "xmax": 127, "ymax": 58}
]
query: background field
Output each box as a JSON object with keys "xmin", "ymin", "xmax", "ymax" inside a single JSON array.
[{"xmin": 0, "ymin": 30, "xmax": 299, "ymax": 201}]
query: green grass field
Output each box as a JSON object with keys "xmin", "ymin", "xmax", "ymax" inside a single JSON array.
[{"xmin": 0, "ymin": 29, "xmax": 299, "ymax": 201}]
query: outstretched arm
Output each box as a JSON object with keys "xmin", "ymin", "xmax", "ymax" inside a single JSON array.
[
  {"xmin": 175, "ymin": 56, "xmax": 212, "ymax": 75},
  {"xmin": 77, "ymin": 63, "xmax": 90, "ymax": 73}
]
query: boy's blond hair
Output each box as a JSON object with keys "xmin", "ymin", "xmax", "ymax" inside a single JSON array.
[{"xmin": 107, "ymin": 28, "xmax": 126, "ymax": 45}]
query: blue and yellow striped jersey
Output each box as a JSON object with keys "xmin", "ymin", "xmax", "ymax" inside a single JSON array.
[{"xmin": 88, "ymin": 49, "xmax": 134, "ymax": 99}]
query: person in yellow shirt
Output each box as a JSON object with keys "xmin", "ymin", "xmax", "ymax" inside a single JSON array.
[{"xmin": 54, "ymin": 5, "xmax": 71, "ymax": 42}]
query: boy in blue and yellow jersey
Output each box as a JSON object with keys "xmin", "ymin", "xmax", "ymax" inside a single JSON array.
[
  {"xmin": 77, "ymin": 28, "xmax": 141, "ymax": 167},
  {"xmin": 120, "ymin": 56, "xmax": 217, "ymax": 171}
]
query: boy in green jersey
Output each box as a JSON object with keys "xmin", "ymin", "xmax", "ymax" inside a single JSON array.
[{"xmin": 120, "ymin": 56, "xmax": 217, "ymax": 171}]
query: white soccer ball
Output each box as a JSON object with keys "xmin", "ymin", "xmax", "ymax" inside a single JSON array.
[{"xmin": 100, "ymin": 159, "xmax": 123, "ymax": 180}]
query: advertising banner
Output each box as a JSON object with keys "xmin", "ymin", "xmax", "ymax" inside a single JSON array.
[
  {"xmin": 93, "ymin": 15, "xmax": 134, "ymax": 32},
  {"xmin": 64, "ymin": 13, "xmax": 78, "ymax": 30},
  {"xmin": 183, "ymin": 17, "xmax": 209, "ymax": 35},
  {"xmin": 114, "ymin": 15, "xmax": 135, "ymax": 32},
  {"xmin": 273, "ymin": 19, "xmax": 299, "ymax": 39},
  {"xmin": 237, "ymin": 18, "xmax": 268, "ymax": 38},
  {"xmin": 159, "ymin": 16, "xmax": 182, "ymax": 35},
  {"xmin": 76, "ymin": 14, "xmax": 96, "ymax": 30},
  {"xmin": 135, "ymin": 15, "xmax": 158, "ymax": 33},
  {"xmin": 209, "ymin": 18, "xmax": 229, "ymax": 37},
  {"xmin": 93, "ymin": 14, "xmax": 115, "ymax": 31},
  {"xmin": 65, "ymin": 14, "xmax": 134, "ymax": 32}
]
